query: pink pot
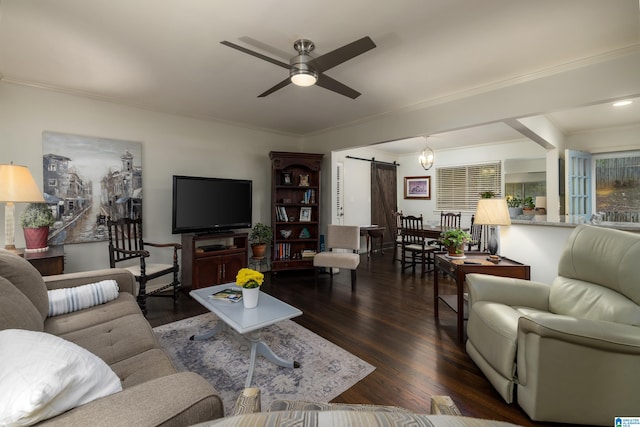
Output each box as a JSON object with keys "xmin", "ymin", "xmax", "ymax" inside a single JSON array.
[{"xmin": 23, "ymin": 227, "xmax": 50, "ymax": 250}]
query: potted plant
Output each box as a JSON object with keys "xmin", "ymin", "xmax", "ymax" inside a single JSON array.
[
  {"xmin": 522, "ymin": 196, "xmax": 535, "ymax": 214},
  {"xmin": 479, "ymin": 191, "xmax": 495, "ymax": 199},
  {"xmin": 249, "ymin": 222, "xmax": 273, "ymax": 259},
  {"xmin": 20, "ymin": 203, "xmax": 55, "ymax": 251},
  {"xmin": 236, "ymin": 267, "xmax": 264, "ymax": 308},
  {"xmin": 440, "ymin": 228, "xmax": 472, "ymax": 258},
  {"xmin": 506, "ymin": 195, "xmax": 522, "ymax": 218}
]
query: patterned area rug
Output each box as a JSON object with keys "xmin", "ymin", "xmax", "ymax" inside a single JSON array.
[{"xmin": 153, "ymin": 313, "xmax": 375, "ymax": 415}]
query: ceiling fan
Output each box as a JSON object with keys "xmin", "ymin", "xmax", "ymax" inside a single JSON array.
[{"xmin": 220, "ymin": 36, "xmax": 376, "ymax": 99}]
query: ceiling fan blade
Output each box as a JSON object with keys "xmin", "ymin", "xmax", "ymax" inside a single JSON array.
[
  {"xmin": 315, "ymin": 74, "xmax": 361, "ymax": 99},
  {"xmin": 258, "ymin": 78, "xmax": 291, "ymax": 97},
  {"xmin": 309, "ymin": 36, "xmax": 376, "ymax": 73},
  {"xmin": 220, "ymin": 41, "xmax": 290, "ymax": 69}
]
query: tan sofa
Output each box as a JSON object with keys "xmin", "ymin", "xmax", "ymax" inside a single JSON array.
[
  {"xmin": 465, "ymin": 224, "xmax": 640, "ymax": 425},
  {"xmin": 0, "ymin": 249, "xmax": 223, "ymax": 426}
]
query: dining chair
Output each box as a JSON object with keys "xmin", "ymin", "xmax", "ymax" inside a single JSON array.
[
  {"xmin": 400, "ymin": 214, "xmax": 436, "ymax": 277},
  {"xmin": 313, "ymin": 224, "xmax": 361, "ymax": 291},
  {"xmin": 427, "ymin": 211, "xmax": 462, "ymax": 250},
  {"xmin": 440, "ymin": 211, "xmax": 462, "ymax": 230},
  {"xmin": 467, "ymin": 214, "xmax": 486, "ymax": 252},
  {"xmin": 107, "ymin": 216, "xmax": 182, "ymax": 315},
  {"xmin": 391, "ymin": 210, "xmax": 403, "ymax": 264}
]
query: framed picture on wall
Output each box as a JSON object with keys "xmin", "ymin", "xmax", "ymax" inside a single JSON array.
[{"xmin": 404, "ymin": 176, "xmax": 431, "ymax": 200}]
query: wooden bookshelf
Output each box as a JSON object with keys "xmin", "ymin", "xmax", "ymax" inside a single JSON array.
[{"xmin": 269, "ymin": 151, "xmax": 323, "ymax": 272}]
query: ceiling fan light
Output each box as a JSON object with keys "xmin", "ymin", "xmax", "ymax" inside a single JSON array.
[
  {"xmin": 419, "ymin": 146, "xmax": 434, "ymax": 170},
  {"xmin": 290, "ymin": 69, "xmax": 318, "ymax": 87}
]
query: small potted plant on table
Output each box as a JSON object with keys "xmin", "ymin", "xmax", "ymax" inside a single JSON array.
[
  {"xmin": 249, "ymin": 222, "xmax": 273, "ymax": 259},
  {"xmin": 441, "ymin": 228, "xmax": 472, "ymax": 258},
  {"xmin": 20, "ymin": 203, "xmax": 55, "ymax": 252}
]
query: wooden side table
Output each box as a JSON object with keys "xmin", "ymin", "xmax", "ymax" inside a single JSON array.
[
  {"xmin": 360, "ymin": 226, "xmax": 385, "ymax": 258},
  {"xmin": 21, "ymin": 245, "xmax": 65, "ymax": 276},
  {"xmin": 434, "ymin": 252, "xmax": 530, "ymax": 343}
]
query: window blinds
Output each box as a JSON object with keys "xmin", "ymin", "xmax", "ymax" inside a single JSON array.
[{"xmin": 436, "ymin": 162, "xmax": 502, "ymax": 211}]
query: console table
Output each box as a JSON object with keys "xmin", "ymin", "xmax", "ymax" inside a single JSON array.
[
  {"xmin": 21, "ymin": 245, "xmax": 65, "ymax": 276},
  {"xmin": 434, "ymin": 252, "xmax": 530, "ymax": 343}
]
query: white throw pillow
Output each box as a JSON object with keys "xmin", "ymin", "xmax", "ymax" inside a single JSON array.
[
  {"xmin": 0, "ymin": 329, "xmax": 123, "ymax": 426},
  {"xmin": 47, "ymin": 279, "xmax": 119, "ymax": 317}
]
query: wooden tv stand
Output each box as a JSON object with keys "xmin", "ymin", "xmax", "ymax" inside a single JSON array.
[{"xmin": 181, "ymin": 232, "xmax": 248, "ymax": 289}]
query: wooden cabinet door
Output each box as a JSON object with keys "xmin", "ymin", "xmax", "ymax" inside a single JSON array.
[
  {"xmin": 222, "ymin": 253, "xmax": 245, "ymax": 283},
  {"xmin": 194, "ymin": 257, "xmax": 223, "ymax": 287}
]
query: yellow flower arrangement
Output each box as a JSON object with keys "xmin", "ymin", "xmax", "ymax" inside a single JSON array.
[
  {"xmin": 506, "ymin": 195, "xmax": 522, "ymax": 208},
  {"xmin": 235, "ymin": 268, "xmax": 264, "ymax": 289}
]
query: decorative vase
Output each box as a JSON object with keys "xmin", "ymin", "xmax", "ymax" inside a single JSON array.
[
  {"xmin": 23, "ymin": 227, "xmax": 50, "ymax": 252},
  {"xmin": 251, "ymin": 244, "xmax": 267, "ymax": 259},
  {"xmin": 242, "ymin": 287, "xmax": 260, "ymax": 308},
  {"xmin": 508, "ymin": 207, "xmax": 523, "ymax": 218}
]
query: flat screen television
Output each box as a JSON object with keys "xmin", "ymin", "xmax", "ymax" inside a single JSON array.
[{"xmin": 172, "ymin": 175, "xmax": 252, "ymax": 234}]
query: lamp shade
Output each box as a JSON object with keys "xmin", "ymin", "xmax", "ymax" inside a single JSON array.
[
  {"xmin": 474, "ymin": 198, "xmax": 511, "ymax": 226},
  {"xmin": 0, "ymin": 164, "xmax": 44, "ymax": 202}
]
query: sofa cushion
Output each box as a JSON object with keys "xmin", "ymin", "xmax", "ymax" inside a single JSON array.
[
  {"xmin": 51, "ymin": 311, "xmax": 160, "ymax": 365},
  {"xmin": 0, "ymin": 249, "xmax": 48, "ymax": 321},
  {"xmin": 110, "ymin": 348, "xmax": 177, "ymax": 388},
  {"xmin": 550, "ymin": 277, "xmax": 640, "ymax": 326},
  {"xmin": 0, "ymin": 276, "xmax": 44, "ymax": 331},
  {"xmin": 0, "ymin": 329, "xmax": 122, "ymax": 426},
  {"xmin": 44, "ymin": 292, "xmax": 142, "ymax": 336},
  {"xmin": 47, "ymin": 279, "xmax": 119, "ymax": 317},
  {"xmin": 557, "ymin": 224, "xmax": 640, "ymax": 304}
]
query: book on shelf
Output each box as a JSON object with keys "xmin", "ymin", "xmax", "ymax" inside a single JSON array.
[
  {"xmin": 301, "ymin": 249, "xmax": 317, "ymax": 259},
  {"xmin": 276, "ymin": 206, "xmax": 288, "ymax": 222},
  {"xmin": 208, "ymin": 288, "xmax": 243, "ymax": 303}
]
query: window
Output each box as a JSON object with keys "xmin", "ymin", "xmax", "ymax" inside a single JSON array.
[
  {"xmin": 436, "ymin": 162, "xmax": 502, "ymax": 211},
  {"xmin": 594, "ymin": 151, "xmax": 640, "ymax": 223},
  {"xmin": 505, "ymin": 182, "xmax": 546, "ymax": 204}
]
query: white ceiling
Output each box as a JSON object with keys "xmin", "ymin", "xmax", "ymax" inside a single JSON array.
[{"xmin": 0, "ymin": 0, "xmax": 639, "ymax": 144}]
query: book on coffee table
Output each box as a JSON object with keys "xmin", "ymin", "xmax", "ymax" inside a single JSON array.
[{"xmin": 208, "ymin": 288, "xmax": 243, "ymax": 303}]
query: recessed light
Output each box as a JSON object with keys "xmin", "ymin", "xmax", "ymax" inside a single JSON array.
[{"xmin": 613, "ymin": 100, "xmax": 633, "ymax": 107}]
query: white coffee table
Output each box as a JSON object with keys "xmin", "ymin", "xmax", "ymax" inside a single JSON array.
[{"xmin": 189, "ymin": 284, "xmax": 303, "ymax": 387}]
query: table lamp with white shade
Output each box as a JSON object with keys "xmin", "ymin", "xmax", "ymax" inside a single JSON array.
[
  {"xmin": 474, "ymin": 198, "xmax": 511, "ymax": 256},
  {"xmin": 0, "ymin": 163, "xmax": 45, "ymax": 251}
]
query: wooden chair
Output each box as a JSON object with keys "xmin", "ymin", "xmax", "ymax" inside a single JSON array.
[
  {"xmin": 429, "ymin": 211, "xmax": 462, "ymax": 250},
  {"xmin": 313, "ymin": 225, "xmax": 361, "ymax": 291},
  {"xmin": 467, "ymin": 215, "xmax": 486, "ymax": 252},
  {"xmin": 400, "ymin": 214, "xmax": 436, "ymax": 277},
  {"xmin": 391, "ymin": 210, "xmax": 403, "ymax": 264},
  {"xmin": 440, "ymin": 211, "xmax": 462, "ymax": 230},
  {"xmin": 107, "ymin": 216, "xmax": 182, "ymax": 315}
]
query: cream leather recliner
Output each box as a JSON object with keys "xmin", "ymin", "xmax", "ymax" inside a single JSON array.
[{"xmin": 465, "ymin": 224, "xmax": 640, "ymax": 426}]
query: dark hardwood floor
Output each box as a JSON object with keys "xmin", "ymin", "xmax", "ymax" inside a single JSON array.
[{"xmin": 146, "ymin": 251, "xmax": 572, "ymax": 427}]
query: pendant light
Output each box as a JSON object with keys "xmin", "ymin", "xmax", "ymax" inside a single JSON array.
[{"xmin": 418, "ymin": 139, "xmax": 434, "ymax": 170}]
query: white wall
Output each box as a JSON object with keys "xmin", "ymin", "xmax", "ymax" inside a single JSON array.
[
  {"xmin": 0, "ymin": 82, "xmax": 301, "ymax": 272},
  {"xmin": 500, "ymin": 224, "xmax": 574, "ymax": 283}
]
